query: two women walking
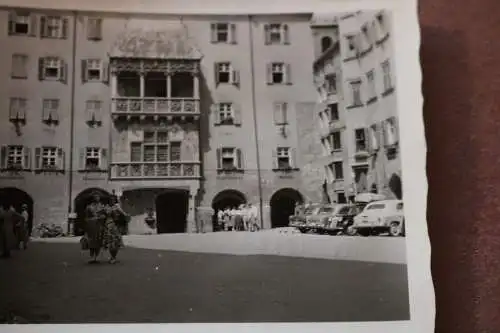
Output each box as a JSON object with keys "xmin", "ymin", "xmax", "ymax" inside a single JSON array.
[{"xmin": 82, "ymin": 193, "xmax": 125, "ymax": 264}]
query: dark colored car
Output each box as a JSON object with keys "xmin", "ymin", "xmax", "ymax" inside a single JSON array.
[{"xmin": 324, "ymin": 204, "xmax": 364, "ymax": 235}]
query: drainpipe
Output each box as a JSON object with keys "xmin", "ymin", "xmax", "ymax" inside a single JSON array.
[
  {"xmin": 66, "ymin": 11, "xmax": 78, "ymax": 234},
  {"xmin": 248, "ymin": 15, "xmax": 265, "ymax": 229}
]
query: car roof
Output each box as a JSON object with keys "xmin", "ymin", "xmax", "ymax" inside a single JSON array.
[{"xmin": 367, "ymin": 199, "xmax": 403, "ymax": 205}]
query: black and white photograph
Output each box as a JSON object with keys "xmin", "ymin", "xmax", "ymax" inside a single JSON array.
[{"xmin": 0, "ymin": 0, "xmax": 432, "ymax": 332}]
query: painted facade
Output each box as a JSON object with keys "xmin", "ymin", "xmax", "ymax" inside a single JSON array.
[{"xmin": 0, "ymin": 8, "xmax": 325, "ymax": 233}]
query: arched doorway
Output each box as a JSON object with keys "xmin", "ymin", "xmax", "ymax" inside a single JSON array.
[
  {"xmin": 389, "ymin": 173, "xmax": 403, "ymax": 199},
  {"xmin": 0, "ymin": 187, "xmax": 34, "ymax": 235},
  {"xmin": 211, "ymin": 190, "xmax": 247, "ymax": 231},
  {"xmin": 74, "ymin": 188, "xmax": 112, "ymax": 236},
  {"xmin": 270, "ymin": 188, "xmax": 304, "ymax": 228},
  {"xmin": 155, "ymin": 189, "xmax": 190, "ymax": 234}
]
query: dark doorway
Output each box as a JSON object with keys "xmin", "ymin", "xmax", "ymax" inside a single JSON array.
[
  {"xmin": 211, "ymin": 190, "xmax": 246, "ymax": 232},
  {"xmin": 74, "ymin": 188, "xmax": 111, "ymax": 236},
  {"xmin": 389, "ymin": 173, "xmax": 403, "ymax": 199},
  {"xmin": 155, "ymin": 190, "xmax": 189, "ymax": 234},
  {"xmin": 0, "ymin": 187, "xmax": 34, "ymax": 235},
  {"xmin": 270, "ymin": 188, "xmax": 304, "ymax": 228}
]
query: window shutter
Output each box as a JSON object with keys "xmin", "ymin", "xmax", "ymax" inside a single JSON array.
[
  {"xmin": 211, "ymin": 104, "xmax": 220, "ymax": 125},
  {"xmin": 23, "ymin": 147, "xmax": 31, "ymax": 169},
  {"xmin": 100, "ymin": 148, "xmax": 108, "ymax": 170},
  {"xmin": 29, "ymin": 14, "xmax": 38, "ymax": 36},
  {"xmin": 231, "ymin": 69, "xmax": 240, "ymax": 86},
  {"xmin": 40, "ymin": 16, "xmax": 47, "ymax": 37},
  {"xmin": 364, "ymin": 128, "xmax": 371, "ymax": 152},
  {"xmin": 8, "ymin": 12, "xmax": 15, "ymax": 35},
  {"xmin": 216, "ymin": 148, "xmax": 221, "ymax": 170},
  {"xmin": 59, "ymin": 59, "xmax": 67, "ymax": 83},
  {"xmin": 79, "ymin": 148, "xmax": 86, "ymax": 170},
  {"xmin": 290, "ymin": 148, "xmax": 296, "ymax": 168},
  {"xmin": 214, "ymin": 62, "xmax": 219, "ymax": 85},
  {"xmin": 283, "ymin": 24, "xmax": 290, "ymax": 44},
  {"xmin": 38, "ymin": 57, "xmax": 45, "ymax": 81},
  {"xmin": 381, "ymin": 122, "xmax": 388, "ymax": 146},
  {"xmin": 50, "ymin": 103, "xmax": 60, "ymax": 122},
  {"xmin": 272, "ymin": 148, "xmax": 278, "ymax": 169},
  {"xmin": 392, "ymin": 117, "xmax": 399, "ymax": 143},
  {"xmin": 0, "ymin": 146, "xmax": 7, "ymax": 169},
  {"xmin": 230, "ymin": 23, "xmax": 237, "ymax": 44},
  {"xmin": 266, "ymin": 63, "xmax": 273, "ymax": 84},
  {"xmin": 285, "ymin": 64, "xmax": 292, "ymax": 85},
  {"xmin": 101, "ymin": 61, "xmax": 109, "ymax": 83},
  {"xmin": 233, "ymin": 104, "xmax": 242, "ymax": 125},
  {"xmin": 81, "ymin": 59, "xmax": 88, "ymax": 83},
  {"xmin": 264, "ymin": 24, "xmax": 271, "ymax": 45},
  {"xmin": 91, "ymin": 18, "xmax": 103, "ymax": 40},
  {"xmin": 210, "ymin": 23, "xmax": 217, "ymax": 43},
  {"xmin": 57, "ymin": 148, "xmax": 65, "ymax": 171},
  {"xmin": 282, "ymin": 102, "xmax": 288, "ymax": 124},
  {"xmin": 273, "ymin": 102, "xmax": 282, "ymax": 125},
  {"xmin": 94, "ymin": 105, "xmax": 103, "ymax": 123},
  {"xmin": 62, "ymin": 18, "xmax": 69, "ymax": 39},
  {"xmin": 236, "ymin": 148, "xmax": 243, "ymax": 170},
  {"xmin": 371, "ymin": 126, "xmax": 379, "ymax": 150},
  {"xmin": 34, "ymin": 148, "xmax": 41, "ymax": 170}
]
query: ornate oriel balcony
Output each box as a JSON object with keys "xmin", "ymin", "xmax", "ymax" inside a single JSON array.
[{"xmin": 110, "ymin": 161, "xmax": 201, "ymax": 179}]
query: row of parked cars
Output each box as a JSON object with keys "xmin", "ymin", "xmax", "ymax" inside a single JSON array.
[{"xmin": 289, "ymin": 194, "xmax": 405, "ymax": 237}]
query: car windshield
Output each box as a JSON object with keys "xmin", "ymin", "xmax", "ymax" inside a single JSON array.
[
  {"xmin": 366, "ymin": 203, "xmax": 385, "ymax": 210},
  {"xmin": 320, "ymin": 207, "xmax": 334, "ymax": 213}
]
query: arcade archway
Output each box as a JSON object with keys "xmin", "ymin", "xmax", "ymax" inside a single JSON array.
[
  {"xmin": 74, "ymin": 188, "xmax": 112, "ymax": 236},
  {"xmin": 270, "ymin": 188, "xmax": 304, "ymax": 228},
  {"xmin": 155, "ymin": 189, "xmax": 190, "ymax": 234},
  {"xmin": 211, "ymin": 190, "xmax": 247, "ymax": 231},
  {"xmin": 0, "ymin": 187, "xmax": 34, "ymax": 235},
  {"xmin": 389, "ymin": 173, "xmax": 403, "ymax": 199}
]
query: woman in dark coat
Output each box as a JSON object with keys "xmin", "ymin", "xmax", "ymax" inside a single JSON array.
[
  {"xmin": 83, "ymin": 194, "xmax": 106, "ymax": 263},
  {"xmin": 0, "ymin": 206, "xmax": 19, "ymax": 258}
]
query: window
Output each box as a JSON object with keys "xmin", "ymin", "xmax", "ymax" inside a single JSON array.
[
  {"xmin": 355, "ymin": 128, "xmax": 368, "ymax": 152},
  {"xmin": 210, "ymin": 23, "xmax": 237, "ymax": 44},
  {"xmin": 264, "ymin": 23, "xmax": 289, "ymax": 45},
  {"xmin": 345, "ymin": 35, "xmax": 358, "ymax": 57},
  {"xmin": 375, "ymin": 12, "xmax": 388, "ymax": 40},
  {"xmin": 381, "ymin": 60, "xmax": 393, "ymax": 93},
  {"xmin": 11, "ymin": 54, "xmax": 28, "ymax": 79},
  {"xmin": 267, "ymin": 63, "xmax": 291, "ymax": 85},
  {"xmin": 366, "ymin": 70, "xmax": 377, "ymax": 101},
  {"xmin": 216, "ymin": 147, "xmax": 243, "ymax": 171},
  {"xmin": 9, "ymin": 98, "xmax": 27, "ymax": 122},
  {"xmin": 82, "ymin": 59, "xmax": 108, "ymax": 82},
  {"xmin": 2, "ymin": 145, "xmax": 30, "ymax": 170},
  {"xmin": 87, "ymin": 17, "xmax": 103, "ymax": 40},
  {"xmin": 321, "ymin": 36, "xmax": 333, "ymax": 52},
  {"xmin": 35, "ymin": 147, "xmax": 64, "ymax": 171},
  {"xmin": 349, "ymin": 80, "xmax": 362, "ymax": 107},
  {"xmin": 8, "ymin": 11, "xmax": 35, "ymax": 36},
  {"xmin": 42, "ymin": 99, "xmax": 60, "ymax": 123},
  {"xmin": 325, "ymin": 74, "xmax": 337, "ymax": 94},
  {"xmin": 214, "ymin": 62, "xmax": 239, "ymax": 85},
  {"xmin": 40, "ymin": 16, "xmax": 67, "ymax": 39},
  {"xmin": 274, "ymin": 147, "xmax": 292, "ymax": 169},
  {"xmin": 367, "ymin": 203, "xmax": 385, "ymax": 210},
  {"xmin": 130, "ymin": 131, "xmax": 181, "ymax": 163},
  {"xmin": 85, "ymin": 100, "xmax": 103, "ymax": 125},
  {"xmin": 329, "ymin": 132, "xmax": 342, "ymax": 151},
  {"xmin": 370, "ymin": 124, "xmax": 380, "ymax": 150},
  {"xmin": 80, "ymin": 147, "xmax": 108, "ymax": 171},
  {"xmin": 396, "ymin": 202, "xmax": 403, "ymax": 210},
  {"xmin": 328, "ymin": 161, "xmax": 343, "ymax": 180},
  {"xmin": 273, "ymin": 102, "xmax": 288, "ymax": 125},
  {"xmin": 384, "ymin": 117, "xmax": 399, "ymax": 146},
  {"xmin": 39, "ymin": 57, "xmax": 66, "ymax": 82},
  {"xmin": 216, "ymin": 103, "xmax": 234, "ymax": 125},
  {"xmin": 326, "ymin": 104, "xmax": 339, "ymax": 122}
]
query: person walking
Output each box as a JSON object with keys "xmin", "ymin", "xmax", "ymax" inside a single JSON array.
[
  {"xmin": 16, "ymin": 204, "xmax": 29, "ymax": 250},
  {"xmin": 1, "ymin": 206, "xmax": 19, "ymax": 258},
  {"xmin": 83, "ymin": 193, "xmax": 106, "ymax": 264},
  {"xmin": 102, "ymin": 197, "xmax": 125, "ymax": 264}
]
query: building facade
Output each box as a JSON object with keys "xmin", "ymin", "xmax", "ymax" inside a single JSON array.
[
  {"xmin": 311, "ymin": 10, "xmax": 402, "ymax": 204},
  {"xmin": 0, "ymin": 7, "xmax": 326, "ymax": 234}
]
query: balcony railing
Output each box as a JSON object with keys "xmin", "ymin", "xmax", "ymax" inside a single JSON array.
[
  {"xmin": 111, "ymin": 98, "xmax": 200, "ymax": 115},
  {"xmin": 110, "ymin": 162, "xmax": 201, "ymax": 179}
]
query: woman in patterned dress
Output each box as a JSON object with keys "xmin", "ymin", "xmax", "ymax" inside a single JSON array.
[
  {"xmin": 102, "ymin": 196, "xmax": 125, "ymax": 264},
  {"xmin": 84, "ymin": 193, "xmax": 107, "ymax": 264}
]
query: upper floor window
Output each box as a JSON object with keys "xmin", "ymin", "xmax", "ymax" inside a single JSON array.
[
  {"xmin": 9, "ymin": 97, "xmax": 27, "ymax": 122},
  {"xmin": 40, "ymin": 16, "xmax": 68, "ymax": 39},
  {"xmin": 130, "ymin": 131, "xmax": 181, "ymax": 163},
  {"xmin": 325, "ymin": 74, "xmax": 337, "ymax": 95},
  {"xmin": 35, "ymin": 146, "xmax": 65, "ymax": 172},
  {"xmin": 326, "ymin": 103, "xmax": 339, "ymax": 122},
  {"xmin": 213, "ymin": 102, "xmax": 241, "ymax": 126},
  {"xmin": 355, "ymin": 128, "xmax": 368, "ymax": 152},
  {"xmin": 375, "ymin": 12, "xmax": 388, "ymax": 40},
  {"xmin": 216, "ymin": 147, "xmax": 243, "ymax": 172},
  {"xmin": 87, "ymin": 17, "xmax": 103, "ymax": 40},
  {"xmin": 8, "ymin": 11, "xmax": 36, "ymax": 36},
  {"xmin": 0, "ymin": 145, "xmax": 31, "ymax": 170},
  {"xmin": 11, "ymin": 54, "xmax": 28, "ymax": 79},
  {"xmin": 42, "ymin": 99, "xmax": 60, "ymax": 124},
  {"xmin": 79, "ymin": 147, "xmax": 108, "ymax": 171},
  {"xmin": 348, "ymin": 79, "xmax": 363, "ymax": 107},
  {"xmin": 273, "ymin": 102, "xmax": 288, "ymax": 125},
  {"xmin": 381, "ymin": 60, "xmax": 394, "ymax": 94},
  {"xmin": 267, "ymin": 63, "xmax": 292, "ymax": 85},
  {"xmin": 384, "ymin": 117, "xmax": 399, "ymax": 146},
  {"xmin": 85, "ymin": 100, "xmax": 103, "ymax": 126},
  {"xmin": 329, "ymin": 132, "xmax": 342, "ymax": 151},
  {"xmin": 321, "ymin": 36, "xmax": 333, "ymax": 52},
  {"xmin": 327, "ymin": 161, "xmax": 344, "ymax": 181},
  {"xmin": 39, "ymin": 57, "xmax": 67, "ymax": 82},
  {"xmin": 81, "ymin": 59, "xmax": 108, "ymax": 83},
  {"xmin": 210, "ymin": 23, "xmax": 237, "ymax": 44},
  {"xmin": 345, "ymin": 35, "xmax": 359, "ymax": 58},
  {"xmin": 264, "ymin": 23, "xmax": 289, "ymax": 45},
  {"xmin": 366, "ymin": 70, "xmax": 377, "ymax": 102},
  {"xmin": 273, "ymin": 147, "xmax": 295, "ymax": 170},
  {"xmin": 214, "ymin": 62, "xmax": 239, "ymax": 86}
]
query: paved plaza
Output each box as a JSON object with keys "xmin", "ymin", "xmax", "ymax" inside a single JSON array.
[{"xmin": 0, "ymin": 233, "xmax": 410, "ymax": 323}]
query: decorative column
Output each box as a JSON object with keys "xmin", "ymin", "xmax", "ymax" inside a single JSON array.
[
  {"xmin": 139, "ymin": 73, "xmax": 145, "ymax": 98},
  {"xmin": 110, "ymin": 74, "xmax": 117, "ymax": 98},
  {"xmin": 193, "ymin": 74, "xmax": 200, "ymax": 99},
  {"xmin": 166, "ymin": 74, "xmax": 172, "ymax": 98}
]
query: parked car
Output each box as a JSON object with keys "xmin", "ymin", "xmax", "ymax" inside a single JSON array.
[
  {"xmin": 324, "ymin": 204, "xmax": 364, "ymax": 235},
  {"xmin": 352, "ymin": 199, "xmax": 405, "ymax": 236},
  {"xmin": 304, "ymin": 204, "xmax": 339, "ymax": 234},
  {"xmin": 290, "ymin": 204, "xmax": 322, "ymax": 233}
]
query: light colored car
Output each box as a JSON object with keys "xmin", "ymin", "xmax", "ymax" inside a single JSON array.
[
  {"xmin": 352, "ymin": 199, "xmax": 405, "ymax": 237},
  {"xmin": 305, "ymin": 204, "xmax": 339, "ymax": 234},
  {"xmin": 289, "ymin": 204, "xmax": 322, "ymax": 233}
]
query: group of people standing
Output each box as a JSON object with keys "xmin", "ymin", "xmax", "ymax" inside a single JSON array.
[
  {"xmin": 0, "ymin": 204, "xmax": 30, "ymax": 258},
  {"xmin": 216, "ymin": 203, "xmax": 260, "ymax": 232},
  {"xmin": 81, "ymin": 193, "xmax": 127, "ymax": 264}
]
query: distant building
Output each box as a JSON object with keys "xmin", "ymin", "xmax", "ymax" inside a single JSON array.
[
  {"xmin": 0, "ymin": 7, "xmax": 326, "ymax": 234},
  {"xmin": 310, "ymin": 10, "xmax": 402, "ymax": 204}
]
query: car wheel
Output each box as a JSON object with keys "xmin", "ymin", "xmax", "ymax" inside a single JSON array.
[
  {"xmin": 389, "ymin": 222, "xmax": 402, "ymax": 237},
  {"xmin": 345, "ymin": 225, "xmax": 357, "ymax": 236}
]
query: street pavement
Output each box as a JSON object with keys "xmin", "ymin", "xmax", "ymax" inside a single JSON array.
[{"xmin": 0, "ymin": 233, "xmax": 410, "ymax": 323}]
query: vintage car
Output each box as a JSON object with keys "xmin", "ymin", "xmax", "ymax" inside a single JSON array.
[
  {"xmin": 289, "ymin": 204, "xmax": 322, "ymax": 233},
  {"xmin": 352, "ymin": 199, "xmax": 405, "ymax": 236},
  {"xmin": 323, "ymin": 204, "xmax": 364, "ymax": 235},
  {"xmin": 304, "ymin": 204, "xmax": 339, "ymax": 234}
]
